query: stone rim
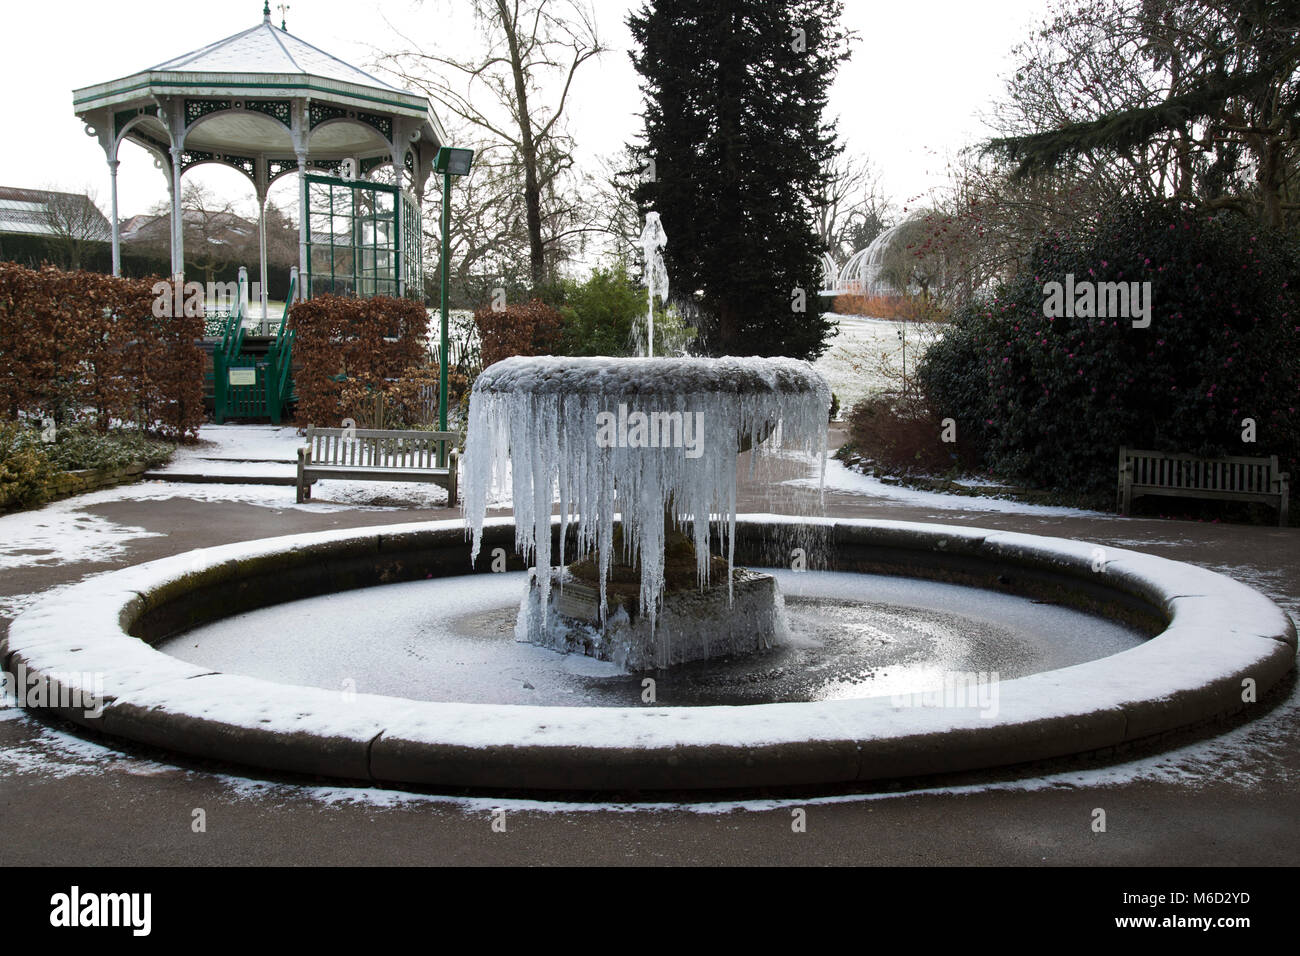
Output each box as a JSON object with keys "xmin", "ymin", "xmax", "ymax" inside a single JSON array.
[{"xmin": 3, "ymin": 516, "xmax": 1294, "ymax": 792}]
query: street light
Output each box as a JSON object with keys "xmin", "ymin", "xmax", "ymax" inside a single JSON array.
[{"xmin": 434, "ymin": 146, "xmax": 474, "ymax": 462}]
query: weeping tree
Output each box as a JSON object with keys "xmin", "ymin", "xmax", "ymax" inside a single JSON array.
[{"xmin": 629, "ymin": 0, "xmax": 850, "ymax": 360}]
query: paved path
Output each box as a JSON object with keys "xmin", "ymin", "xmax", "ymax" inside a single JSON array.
[{"xmin": 1, "ymin": 473, "xmax": 1296, "ymax": 866}]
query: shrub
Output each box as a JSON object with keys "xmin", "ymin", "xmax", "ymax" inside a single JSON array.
[
  {"xmin": 843, "ymin": 392, "xmax": 970, "ymax": 477},
  {"xmin": 337, "ymin": 366, "xmax": 471, "ymax": 430},
  {"xmin": 289, "ymin": 295, "xmax": 428, "ymax": 427},
  {"xmin": 919, "ymin": 202, "xmax": 1300, "ymax": 496},
  {"xmin": 47, "ymin": 424, "xmax": 173, "ymax": 472},
  {"xmin": 474, "ymin": 299, "xmax": 564, "ymax": 368},
  {"xmin": 0, "ymin": 422, "xmax": 57, "ymax": 510},
  {"xmin": 558, "ymin": 265, "xmax": 647, "ymax": 356},
  {"xmin": 834, "ymin": 293, "xmax": 947, "ymax": 322}
]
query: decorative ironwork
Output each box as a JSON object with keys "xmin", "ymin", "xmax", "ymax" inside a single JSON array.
[
  {"xmin": 356, "ymin": 111, "xmax": 393, "ymax": 141},
  {"xmin": 114, "ymin": 107, "xmax": 150, "ymax": 140},
  {"xmin": 180, "ymin": 149, "xmax": 215, "ymax": 171},
  {"xmin": 308, "ymin": 159, "xmax": 347, "ymax": 176},
  {"xmin": 308, "ymin": 104, "xmax": 393, "ymax": 142},
  {"xmin": 243, "ymin": 99, "xmax": 292, "ymax": 127},
  {"xmin": 309, "ymin": 103, "xmax": 348, "ymax": 128},
  {"xmin": 221, "ymin": 153, "xmax": 257, "ymax": 177},
  {"xmin": 268, "ymin": 158, "xmax": 298, "ymax": 180},
  {"xmin": 185, "ymin": 99, "xmax": 232, "ymax": 126},
  {"xmin": 180, "ymin": 150, "xmax": 256, "ymax": 180},
  {"xmin": 359, "ymin": 156, "xmax": 387, "ymax": 176}
]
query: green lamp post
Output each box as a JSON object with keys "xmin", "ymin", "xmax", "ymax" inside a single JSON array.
[{"xmin": 434, "ymin": 146, "xmax": 475, "ymax": 458}]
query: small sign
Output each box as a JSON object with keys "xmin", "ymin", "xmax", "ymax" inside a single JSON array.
[{"xmin": 228, "ymin": 367, "xmax": 257, "ymax": 387}]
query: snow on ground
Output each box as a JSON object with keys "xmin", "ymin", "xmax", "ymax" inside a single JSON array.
[
  {"xmin": 0, "ymin": 495, "xmax": 164, "ymax": 571},
  {"xmin": 163, "ymin": 423, "xmax": 304, "ymax": 464},
  {"xmin": 813, "ymin": 313, "xmax": 939, "ymax": 415},
  {"xmin": 788, "ymin": 458, "xmax": 1102, "ymax": 517}
]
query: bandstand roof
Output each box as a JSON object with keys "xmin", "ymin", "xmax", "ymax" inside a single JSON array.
[{"xmin": 73, "ymin": 10, "xmax": 445, "ymax": 184}]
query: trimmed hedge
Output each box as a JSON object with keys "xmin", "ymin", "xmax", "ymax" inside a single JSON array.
[
  {"xmin": 919, "ymin": 203, "xmax": 1300, "ymax": 497},
  {"xmin": 474, "ymin": 299, "xmax": 564, "ymax": 368},
  {"xmin": 289, "ymin": 294, "xmax": 428, "ymax": 428},
  {"xmin": 0, "ymin": 263, "xmax": 205, "ymax": 439}
]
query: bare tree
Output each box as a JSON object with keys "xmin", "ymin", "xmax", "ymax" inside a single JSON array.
[
  {"xmin": 381, "ymin": 0, "xmax": 606, "ymax": 287},
  {"xmin": 40, "ymin": 186, "xmax": 109, "ymax": 271},
  {"xmin": 815, "ymin": 152, "xmax": 896, "ymax": 261},
  {"xmin": 146, "ymin": 182, "xmax": 251, "ymax": 287}
]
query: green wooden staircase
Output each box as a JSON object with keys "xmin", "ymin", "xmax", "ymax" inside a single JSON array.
[{"xmin": 210, "ymin": 271, "xmax": 297, "ymax": 425}]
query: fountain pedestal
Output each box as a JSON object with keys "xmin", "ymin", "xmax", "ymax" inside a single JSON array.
[
  {"xmin": 519, "ymin": 566, "xmax": 782, "ymax": 671},
  {"xmin": 518, "ymin": 524, "xmax": 783, "ymax": 670}
]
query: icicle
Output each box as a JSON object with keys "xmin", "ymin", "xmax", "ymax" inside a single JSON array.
[{"xmin": 463, "ymin": 356, "xmax": 830, "ymax": 643}]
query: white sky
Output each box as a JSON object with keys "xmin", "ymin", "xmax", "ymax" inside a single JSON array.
[{"xmin": 0, "ymin": 0, "xmax": 1047, "ymax": 223}]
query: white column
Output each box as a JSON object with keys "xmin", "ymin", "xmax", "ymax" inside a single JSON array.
[
  {"xmin": 107, "ymin": 159, "xmax": 121, "ymax": 277},
  {"xmin": 169, "ymin": 147, "xmax": 185, "ymax": 282},
  {"xmin": 296, "ymin": 149, "xmax": 309, "ymax": 296},
  {"xmin": 258, "ymin": 196, "xmax": 269, "ymax": 332}
]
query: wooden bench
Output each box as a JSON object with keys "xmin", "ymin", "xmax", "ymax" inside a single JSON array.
[
  {"xmin": 1118, "ymin": 446, "xmax": 1289, "ymax": 526},
  {"xmin": 296, "ymin": 426, "xmax": 458, "ymax": 505}
]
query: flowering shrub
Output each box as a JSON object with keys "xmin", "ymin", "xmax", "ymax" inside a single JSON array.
[{"xmin": 919, "ymin": 203, "xmax": 1300, "ymax": 497}]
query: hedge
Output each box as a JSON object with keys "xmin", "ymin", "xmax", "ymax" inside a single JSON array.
[
  {"xmin": 474, "ymin": 299, "xmax": 564, "ymax": 368},
  {"xmin": 0, "ymin": 263, "xmax": 205, "ymax": 439},
  {"xmin": 289, "ymin": 294, "xmax": 429, "ymax": 428}
]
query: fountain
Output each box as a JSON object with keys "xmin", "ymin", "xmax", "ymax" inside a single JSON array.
[
  {"xmin": 638, "ymin": 213, "xmax": 669, "ymax": 357},
  {"xmin": 462, "ymin": 355, "xmax": 830, "ymax": 669},
  {"xmin": 6, "ymin": 296, "xmax": 1292, "ymax": 790}
]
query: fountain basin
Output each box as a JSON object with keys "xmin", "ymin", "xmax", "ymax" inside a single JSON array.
[{"xmin": 4, "ymin": 517, "xmax": 1294, "ymax": 792}]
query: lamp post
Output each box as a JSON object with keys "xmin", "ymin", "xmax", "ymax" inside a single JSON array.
[{"xmin": 434, "ymin": 146, "xmax": 475, "ymax": 462}]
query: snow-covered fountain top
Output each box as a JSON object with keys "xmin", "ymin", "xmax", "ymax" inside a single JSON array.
[{"xmin": 463, "ymin": 355, "xmax": 831, "ymax": 631}]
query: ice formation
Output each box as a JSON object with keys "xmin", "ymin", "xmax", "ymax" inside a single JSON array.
[
  {"xmin": 638, "ymin": 213, "xmax": 669, "ymax": 357},
  {"xmin": 463, "ymin": 356, "xmax": 831, "ymax": 636}
]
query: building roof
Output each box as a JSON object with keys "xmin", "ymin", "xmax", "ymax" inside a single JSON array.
[
  {"xmin": 0, "ymin": 187, "xmax": 110, "ymax": 239},
  {"xmin": 146, "ymin": 19, "xmax": 403, "ymax": 93}
]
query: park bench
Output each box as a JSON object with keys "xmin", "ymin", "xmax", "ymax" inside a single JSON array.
[
  {"xmin": 1118, "ymin": 447, "xmax": 1289, "ymax": 526},
  {"xmin": 296, "ymin": 426, "xmax": 459, "ymax": 505}
]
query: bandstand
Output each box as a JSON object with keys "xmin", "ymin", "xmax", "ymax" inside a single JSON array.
[{"xmin": 72, "ymin": 2, "xmax": 446, "ymax": 315}]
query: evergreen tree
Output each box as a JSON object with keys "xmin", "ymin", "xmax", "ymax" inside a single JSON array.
[{"xmin": 628, "ymin": 0, "xmax": 849, "ymax": 360}]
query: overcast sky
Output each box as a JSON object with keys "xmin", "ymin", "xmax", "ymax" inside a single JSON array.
[{"xmin": 1, "ymin": 0, "xmax": 1047, "ymax": 223}]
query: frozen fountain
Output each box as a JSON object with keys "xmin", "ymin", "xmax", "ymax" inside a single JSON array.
[
  {"xmin": 463, "ymin": 355, "xmax": 831, "ymax": 669},
  {"xmin": 638, "ymin": 213, "xmax": 669, "ymax": 357}
]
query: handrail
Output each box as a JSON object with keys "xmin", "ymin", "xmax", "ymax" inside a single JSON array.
[
  {"xmin": 220, "ymin": 271, "xmax": 248, "ymax": 362},
  {"xmin": 277, "ymin": 328, "xmax": 295, "ymax": 400},
  {"xmin": 276, "ymin": 273, "xmax": 296, "ymax": 349}
]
